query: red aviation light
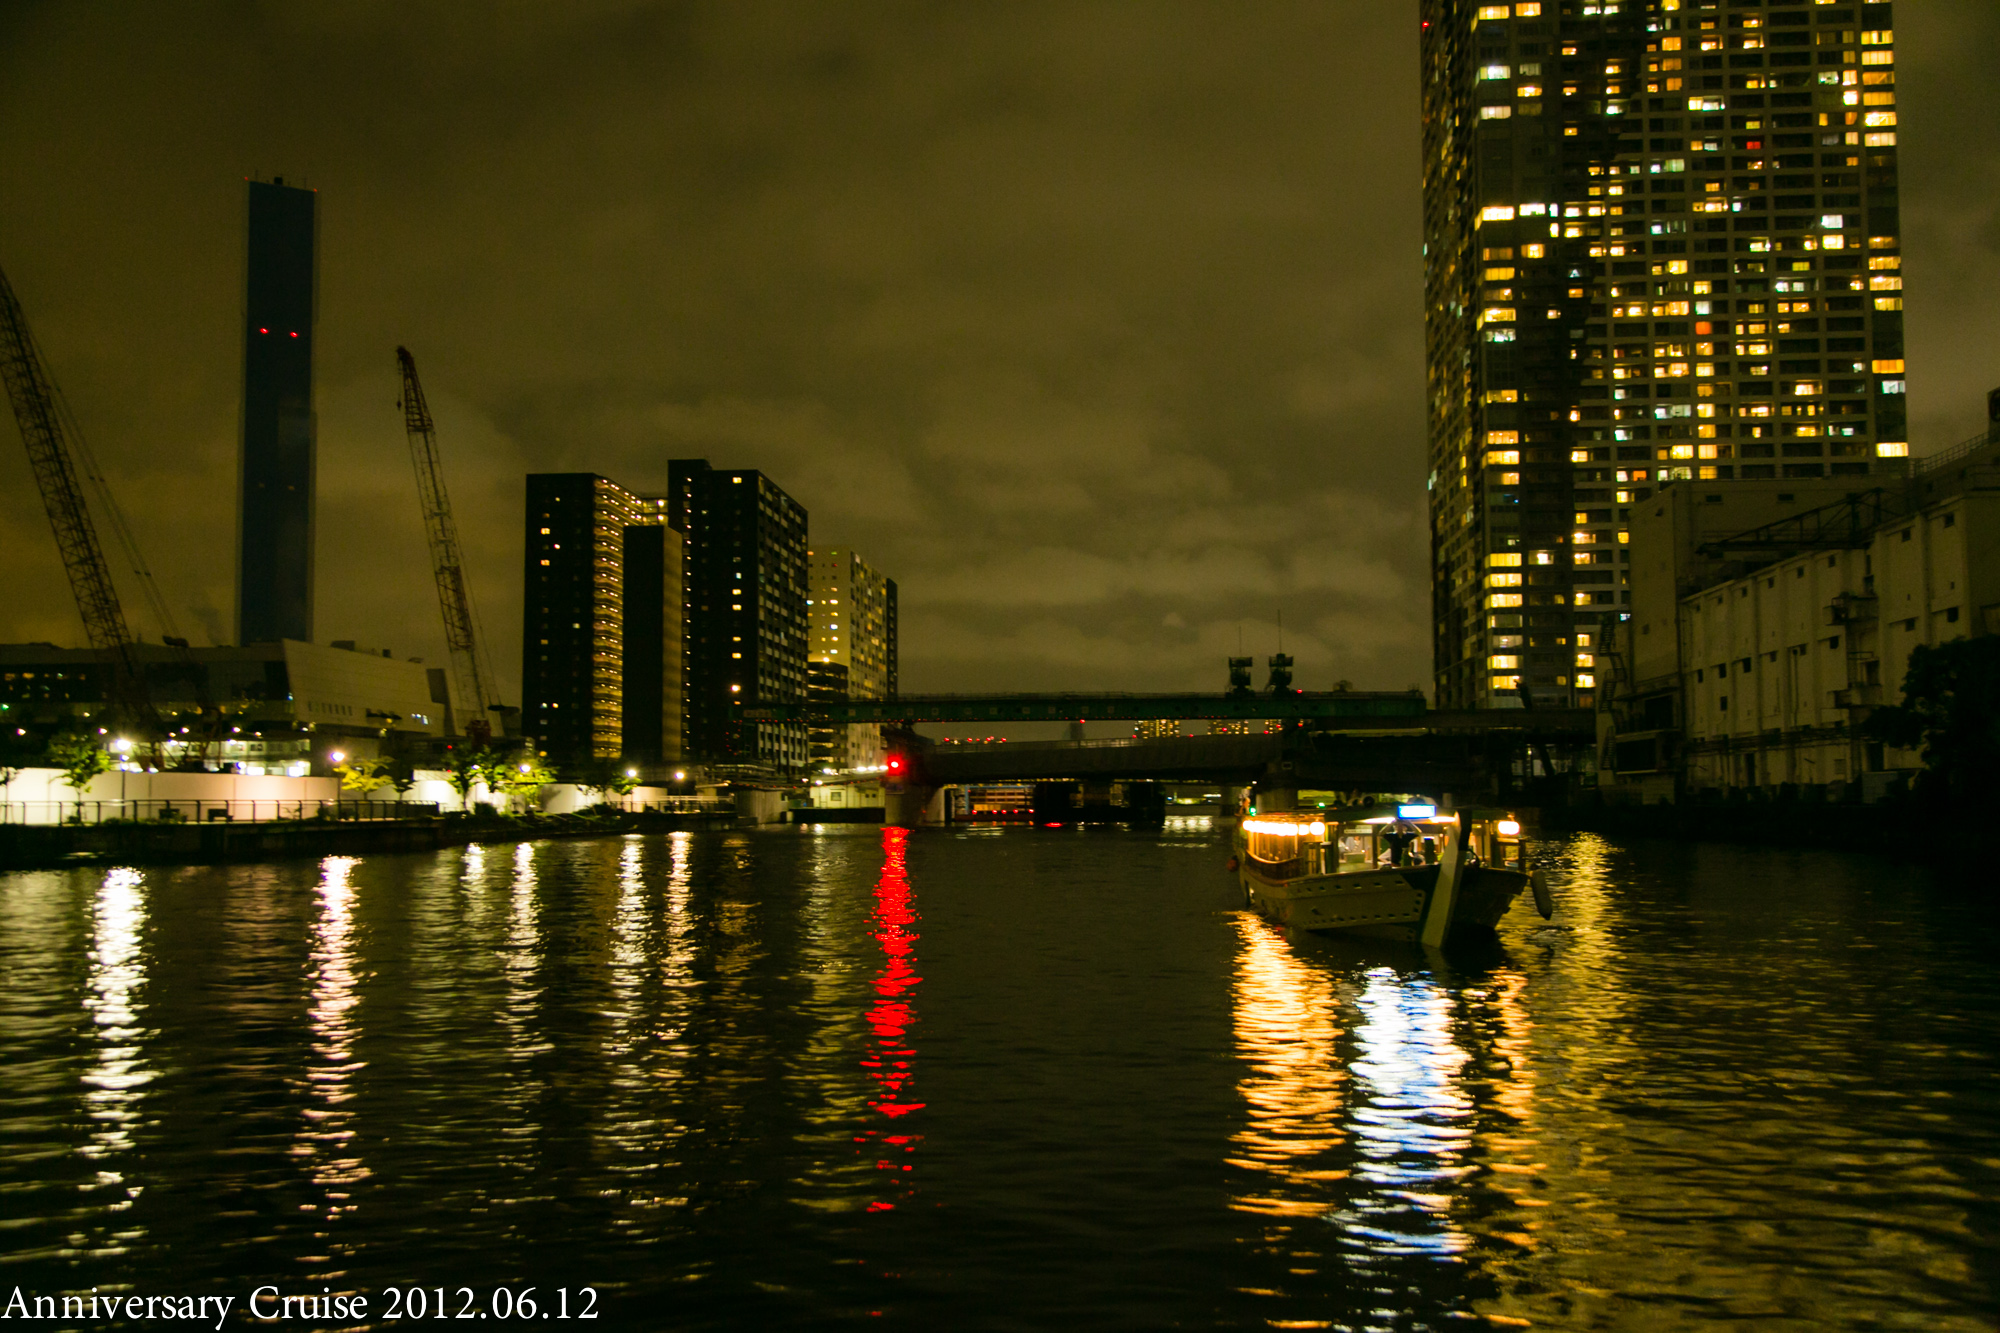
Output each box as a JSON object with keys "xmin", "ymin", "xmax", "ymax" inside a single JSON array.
[{"xmin": 886, "ymin": 754, "xmax": 905, "ymax": 776}]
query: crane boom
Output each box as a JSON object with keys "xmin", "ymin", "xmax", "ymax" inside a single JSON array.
[
  {"xmin": 0, "ymin": 264, "xmax": 135, "ymax": 656},
  {"xmin": 0, "ymin": 261, "xmax": 154, "ymax": 733},
  {"xmin": 396, "ymin": 346, "xmax": 497, "ymax": 742}
]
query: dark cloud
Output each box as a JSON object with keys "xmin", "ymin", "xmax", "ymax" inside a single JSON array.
[{"xmin": 0, "ymin": 2, "xmax": 1992, "ymax": 701}]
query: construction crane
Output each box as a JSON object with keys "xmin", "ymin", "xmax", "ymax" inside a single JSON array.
[
  {"xmin": 0, "ymin": 260, "xmax": 162, "ymax": 739},
  {"xmin": 396, "ymin": 346, "xmax": 499, "ymax": 744}
]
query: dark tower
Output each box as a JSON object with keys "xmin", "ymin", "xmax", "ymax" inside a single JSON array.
[{"xmin": 237, "ymin": 178, "xmax": 318, "ymax": 645}]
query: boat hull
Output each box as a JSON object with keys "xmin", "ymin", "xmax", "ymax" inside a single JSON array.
[{"xmin": 1240, "ymin": 862, "xmax": 1530, "ymax": 942}]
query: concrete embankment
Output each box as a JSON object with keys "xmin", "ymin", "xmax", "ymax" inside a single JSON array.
[{"xmin": 0, "ymin": 810, "xmax": 738, "ymax": 872}]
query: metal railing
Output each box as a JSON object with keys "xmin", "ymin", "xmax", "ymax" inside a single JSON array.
[
  {"xmin": 1916, "ymin": 424, "xmax": 2000, "ymax": 476},
  {"xmin": 0, "ymin": 799, "xmax": 442, "ymax": 827},
  {"xmin": 634, "ymin": 797, "xmax": 735, "ymax": 815}
]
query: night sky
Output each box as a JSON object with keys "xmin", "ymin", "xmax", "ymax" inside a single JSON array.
[{"xmin": 2, "ymin": 2, "xmax": 1995, "ymax": 704}]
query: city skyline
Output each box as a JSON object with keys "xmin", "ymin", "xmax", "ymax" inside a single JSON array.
[{"xmin": 0, "ymin": 3, "xmax": 1993, "ymax": 707}]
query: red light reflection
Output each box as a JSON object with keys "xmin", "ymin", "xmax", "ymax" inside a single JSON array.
[{"xmin": 858, "ymin": 826, "xmax": 922, "ymax": 1210}]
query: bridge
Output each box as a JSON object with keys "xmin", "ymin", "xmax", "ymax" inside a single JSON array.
[
  {"xmin": 742, "ymin": 690, "xmax": 1427, "ymax": 725},
  {"xmin": 859, "ymin": 708, "xmax": 1597, "ymax": 823}
]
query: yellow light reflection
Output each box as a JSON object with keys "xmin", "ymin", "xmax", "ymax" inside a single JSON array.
[
  {"xmin": 1228, "ymin": 916, "xmax": 1347, "ymax": 1218},
  {"xmin": 295, "ymin": 856, "xmax": 370, "ymax": 1212},
  {"xmin": 80, "ymin": 866, "xmax": 152, "ymax": 1206}
]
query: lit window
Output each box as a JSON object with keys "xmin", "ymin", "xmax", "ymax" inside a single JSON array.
[
  {"xmin": 1488, "ymin": 572, "xmax": 1524, "ymax": 588},
  {"xmin": 1521, "ymin": 243, "xmax": 1546, "ymax": 258},
  {"xmin": 1874, "ymin": 296, "xmax": 1904, "ymax": 310},
  {"xmin": 1488, "ymin": 594, "xmax": 1525, "ymax": 609},
  {"xmin": 1484, "ymin": 388, "xmax": 1520, "ymax": 403},
  {"xmin": 1489, "ymin": 655, "xmax": 1521, "ymax": 670},
  {"xmin": 1490, "ymin": 674, "xmax": 1523, "ymax": 691},
  {"xmin": 1486, "ymin": 450, "xmax": 1522, "ymax": 466},
  {"xmin": 1576, "ymin": 674, "xmax": 1596, "ymax": 689},
  {"xmin": 1868, "ymin": 275, "xmax": 1904, "ymax": 291},
  {"xmin": 1479, "ymin": 206, "xmax": 1516, "ymax": 225},
  {"xmin": 1486, "ymin": 430, "xmax": 1520, "ymax": 445},
  {"xmin": 1489, "ymin": 553, "xmax": 1523, "ymax": 567},
  {"xmin": 1876, "ymin": 442, "xmax": 1908, "ymax": 458},
  {"xmin": 1479, "ymin": 64, "xmax": 1513, "ymax": 81}
]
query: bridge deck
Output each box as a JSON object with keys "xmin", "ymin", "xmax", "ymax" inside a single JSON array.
[{"xmin": 746, "ymin": 691, "xmax": 1427, "ymax": 724}]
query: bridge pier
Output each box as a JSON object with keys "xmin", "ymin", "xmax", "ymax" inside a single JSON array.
[{"xmin": 884, "ymin": 785, "xmax": 943, "ymax": 829}]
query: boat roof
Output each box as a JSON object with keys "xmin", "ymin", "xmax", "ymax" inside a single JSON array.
[{"xmin": 1244, "ymin": 803, "xmax": 1522, "ymax": 829}]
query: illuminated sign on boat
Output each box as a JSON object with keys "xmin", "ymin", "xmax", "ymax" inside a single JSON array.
[{"xmin": 1397, "ymin": 803, "xmax": 1438, "ymax": 819}]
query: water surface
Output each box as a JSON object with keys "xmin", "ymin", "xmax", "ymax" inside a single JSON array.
[{"xmin": 1, "ymin": 826, "xmax": 1994, "ymax": 1329}]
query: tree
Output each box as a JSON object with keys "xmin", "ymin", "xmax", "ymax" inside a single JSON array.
[
  {"xmin": 571, "ymin": 756, "xmax": 641, "ymax": 808},
  {"xmin": 1865, "ymin": 635, "xmax": 2000, "ymax": 809},
  {"xmin": 49, "ymin": 730, "xmax": 112, "ymax": 794},
  {"xmin": 490, "ymin": 757, "xmax": 555, "ymax": 814},
  {"xmin": 333, "ymin": 757, "xmax": 392, "ymax": 797},
  {"xmin": 383, "ymin": 755, "xmax": 419, "ymax": 799},
  {"xmin": 445, "ymin": 748, "xmax": 498, "ymax": 808}
]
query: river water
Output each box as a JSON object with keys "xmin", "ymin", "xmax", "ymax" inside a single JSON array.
[{"xmin": 0, "ymin": 825, "xmax": 1994, "ymax": 1330}]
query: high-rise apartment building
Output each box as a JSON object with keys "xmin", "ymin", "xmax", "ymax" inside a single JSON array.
[
  {"xmin": 237, "ymin": 178, "xmax": 318, "ymax": 646},
  {"xmin": 807, "ymin": 546, "xmax": 896, "ymax": 770},
  {"xmin": 664, "ymin": 460, "xmax": 810, "ymax": 769},
  {"xmin": 522, "ymin": 473, "xmax": 683, "ymax": 766},
  {"xmin": 1421, "ymin": 0, "xmax": 1906, "ymax": 709}
]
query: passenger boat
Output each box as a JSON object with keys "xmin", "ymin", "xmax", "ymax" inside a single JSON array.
[{"xmin": 1231, "ymin": 802, "xmax": 1552, "ymax": 944}]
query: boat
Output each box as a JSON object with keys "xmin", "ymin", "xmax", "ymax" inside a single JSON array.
[{"xmin": 1231, "ymin": 801, "xmax": 1552, "ymax": 944}]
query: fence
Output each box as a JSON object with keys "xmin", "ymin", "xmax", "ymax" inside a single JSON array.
[
  {"xmin": 0, "ymin": 799, "xmax": 442, "ymax": 827},
  {"xmin": 635, "ymin": 797, "xmax": 736, "ymax": 816}
]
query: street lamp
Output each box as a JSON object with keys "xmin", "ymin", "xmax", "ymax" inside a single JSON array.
[
  {"xmin": 111, "ymin": 738, "xmax": 132, "ymax": 811},
  {"xmin": 329, "ymin": 750, "xmax": 345, "ymax": 765}
]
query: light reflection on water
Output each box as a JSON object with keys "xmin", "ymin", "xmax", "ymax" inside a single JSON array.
[
  {"xmin": 860, "ymin": 827, "xmax": 923, "ymax": 1212},
  {"xmin": 293, "ymin": 855, "xmax": 369, "ymax": 1228},
  {"xmin": 80, "ymin": 867, "xmax": 151, "ymax": 1209},
  {"xmin": 1331, "ymin": 968, "xmax": 1473, "ymax": 1261}
]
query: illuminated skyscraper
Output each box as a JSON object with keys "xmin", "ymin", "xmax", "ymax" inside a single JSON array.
[
  {"xmin": 664, "ymin": 460, "xmax": 810, "ymax": 768},
  {"xmin": 807, "ymin": 546, "xmax": 895, "ymax": 770},
  {"xmin": 237, "ymin": 177, "xmax": 318, "ymax": 645},
  {"xmin": 1422, "ymin": 0, "xmax": 1905, "ymax": 709},
  {"xmin": 522, "ymin": 473, "xmax": 683, "ymax": 765}
]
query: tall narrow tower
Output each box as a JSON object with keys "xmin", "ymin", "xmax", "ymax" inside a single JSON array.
[{"xmin": 237, "ymin": 177, "xmax": 318, "ymax": 645}]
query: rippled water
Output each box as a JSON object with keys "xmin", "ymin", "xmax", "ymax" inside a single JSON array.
[{"xmin": 1, "ymin": 826, "xmax": 1994, "ymax": 1330}]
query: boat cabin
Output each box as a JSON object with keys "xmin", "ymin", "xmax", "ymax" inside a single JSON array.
[{"xmin": 1240, "ymin": 803, "xmax": 1529, "ymax": 879}]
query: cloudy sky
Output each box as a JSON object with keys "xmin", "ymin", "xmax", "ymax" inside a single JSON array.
[{"xmin": 2, "ymin": 2, "xmax": 1995, "ymax": 703}]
